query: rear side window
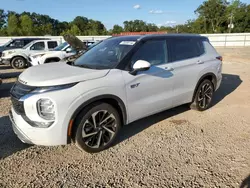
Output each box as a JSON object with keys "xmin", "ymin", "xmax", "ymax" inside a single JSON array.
[
  {"xmin": 171, "ymin": 38, "xmax": 203, "ymax": 62},
  {"xmin": 30, "ymin": 42, "xmax": 45, "ymax": 50},
  {"xmin": 131, "ymin": 40, "xmax": 168, "ymax": 66},
  {"xmin": 48, "ymin": 41, "xmax": 58, "ymax": 49}
]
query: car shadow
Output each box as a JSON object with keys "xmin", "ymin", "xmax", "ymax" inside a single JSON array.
[
  {"xmin": 115, "ymin": 73, "xmax": 242, "ymax": 146},
  {"xmin": 1, "ymin": 72, "xmax": 21, "ymax": 79},
  {"xmin": 240, "ymin": 175, "xmax": 250, "ymax": 188},
  {"xmin": 0, "ymin": 82, "xmax": 15, "ymax": 98},
  {"xmin": 0, "ymin": 65, "xmax": 12, "ymax": 70},
  {"xmin": 212, "ymin": 73, "xmax": 242, "ymax": 106},
  {"xmin": 0, "ymin": 116, "xmax": 30, "ymax": 159}
]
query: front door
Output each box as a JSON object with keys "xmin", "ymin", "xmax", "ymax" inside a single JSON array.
[{"xmin": 122, "ymin": 39, "xmax": 176, "ymax": 123}]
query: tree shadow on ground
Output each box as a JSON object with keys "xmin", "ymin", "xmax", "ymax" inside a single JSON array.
[
  {"xmin": 115, "ymin": 73, "xmax": 242, "ymax": 145},
  {"xmin": 0, "ymin": 82, "xmax": 15, "ymax": 98}
]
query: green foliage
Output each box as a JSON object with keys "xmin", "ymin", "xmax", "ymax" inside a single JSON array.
[
  {"xmin": 7, "ymin": 14, "xmax": 20, "ymax": 36},
  {"xmin": 20, "ymin": 14, "xmax": 34, "ymax": 35},
  {"xmin": 112, "ymin": 25, "xmax": 123, "ymax": 34}
]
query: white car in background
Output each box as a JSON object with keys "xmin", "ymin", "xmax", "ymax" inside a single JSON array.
[
  {"xmin": 29, "ymin": 39, "xmax": 103, "ymax": 66},
  {"xmin": 29, "ymin": 42, "xmax": 76, "ymax": 66},
  {"xmin": 1, "ymin": 40, "xmax": 59, "ymax": 69}
]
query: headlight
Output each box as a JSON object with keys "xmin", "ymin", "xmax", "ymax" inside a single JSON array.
[
  {"xmin": 8, "ymin": 51, "xmax": 15, "ymax": 54},
  {"xmin": 31, "ymin": 83, "xmax": 78, "ymax": 94},
  {"xmin": 37, "ymin": 98, "xmax": 55, "ymax": 121}
]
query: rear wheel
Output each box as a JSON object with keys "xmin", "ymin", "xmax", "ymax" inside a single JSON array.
[
  {"xmin": 73, "ymin": 102, "xmax": 121, "ymax": 153},
  {"xmin": 11, "ymin": 57, "xmax": 27, "ymax": 69},
  {"xmin": 190, "ymin": 79, "xmax": 214, "ymax": 111}
]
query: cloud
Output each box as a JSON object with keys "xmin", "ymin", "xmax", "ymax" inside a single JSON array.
[
  {"xmin": 133, "ymin": 4, "xmax": 141, "ymax": 9},
  {"xmin": 157, "ymin": 21, "xmax": 177, "ymax": 27},
  {"xmin": 149, "ymin": 10, "xmax": 164, "ymax": 14}
]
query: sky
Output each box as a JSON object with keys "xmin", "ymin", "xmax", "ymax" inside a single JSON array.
[{"xmin": 1, "ymin": 0, "xmax": 250, "ymax": 29}]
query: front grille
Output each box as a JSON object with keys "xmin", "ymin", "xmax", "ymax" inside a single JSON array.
[
  {"xmin": 11, "ymin": 97, "xmax": 25, "ymax": 115},
  {"xmin": 10, "ymin": 81, "xmax": 36, "ymax": 99}
]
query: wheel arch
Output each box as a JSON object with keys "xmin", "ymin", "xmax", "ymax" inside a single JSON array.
[
  {"xmin": 10, "ymin": 55, "xmax": 28, "ymax": 64},
  {"xmin": 67, "ymin": 94, "xmax": 127, "ymax": 143},
  {"xmin": 192, "ymin": 72, "xmax": 217, "ymax": 102}
]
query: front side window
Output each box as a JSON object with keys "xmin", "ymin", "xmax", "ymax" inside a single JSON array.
[
  {"xmin": 30, "ymin": 42, "xmax": 45, "ymax": 50},
  {"xmin": 48, "ymin": 41, "xmax": 58, "ymax": 49},
  {"xmin": 74, "ymin": 38, "xmax": 136, "ymax": 69},
  {"xmin": 171, "ymin": 39, "xmax": 201, "ymax": 62},
  {"xmin": 131, "ymin": 40, "xmax": 168, "ymax": 66}
]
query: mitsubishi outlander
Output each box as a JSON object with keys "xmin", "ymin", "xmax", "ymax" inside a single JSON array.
[{"xmin": 9, "ymin": 34, "xmax": 222, "ymax": 153}]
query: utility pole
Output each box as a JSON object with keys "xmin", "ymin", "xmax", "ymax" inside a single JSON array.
[{"xmin": 228, "ymin": 12, "xmax": 234, "ymax": 33}]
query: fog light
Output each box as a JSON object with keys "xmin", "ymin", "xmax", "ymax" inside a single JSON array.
[{"xmin": 37, "ymin": 99, "xmax": 55, "ymax": 120}]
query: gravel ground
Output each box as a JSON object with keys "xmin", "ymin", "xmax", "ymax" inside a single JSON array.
[{"xmin": 0, "ymin": 48, "xmax": 250, "ymax": 187}]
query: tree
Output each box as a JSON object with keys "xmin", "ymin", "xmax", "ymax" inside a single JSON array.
[
  {"xmin": 7, "ymin": 14, "xmax": 20, "ymax": 36},
  {"xmin": 112, "ymin": 24, "xmax": 123, "ymax": 34},
  {"xmin": 20, "ymin": 14, "xmax": 34, "ymax": 35},
  {"xmin": 61, "ymin": 24, "xmax": 81, "ymax": 36},
  {"xmin": 195, "ymin": 0, "xmax": 228, "ymax": 33},
  {"xmin": 0, "ymin": 9, "xmax": 6, "ymax": 28}
]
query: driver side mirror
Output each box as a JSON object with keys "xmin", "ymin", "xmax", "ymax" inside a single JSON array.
[
  {"xmin": 129, "ymin": 60, "xmax": 151, "ymax": 75},
  {"xmin": 66, "ymin": 48, "xmax": 73, "ymax": 53}
]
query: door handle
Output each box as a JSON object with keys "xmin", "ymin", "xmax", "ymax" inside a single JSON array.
[
  {"xmin": 165, "ymin": 67, "xmax": 174, "ymax": 71},
  {"xmin": 197, "ymin": 61, "xmax": 204, "ymax": 64}
]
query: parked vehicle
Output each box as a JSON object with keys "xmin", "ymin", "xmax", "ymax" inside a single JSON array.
[
  {"xmin": 29, "ymin": 42, "xmax": 77, "ymax": 66},
  {"xmin": 0, "ymin": 38, "xmax": 50, "ymax": 63},
  {"xmin": 9, "ymin": 34, "xmax": 222, "ymax": 153},
  {"xmin": 1, "ymin": 40, "xmax": 59, "ymax": 69},
  {"xmin": 29, "ymin": 36, "xmax": 103, "ymax": 66}
]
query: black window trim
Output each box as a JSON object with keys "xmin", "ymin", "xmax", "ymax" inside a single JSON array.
[{"xmin": 168, "ymin": 37, "xmax": 205, "ymax": 64}]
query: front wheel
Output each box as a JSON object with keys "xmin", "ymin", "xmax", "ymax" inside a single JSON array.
[
  {"xmin": 11, "ymin": 57, "xmax": 27, "ymax": 69},
  {"xmin": 190, "ymin": 79, "xmax": 214, "ymax": 111},
  {"xmin": 73, "ymin": 103, "xmax": 121, "ymax": 153}
]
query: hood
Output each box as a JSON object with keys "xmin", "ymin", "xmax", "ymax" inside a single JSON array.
[
  {"xmin": 18, "ymin": 62, "xmax": 110, "ymax": 87},
  {"xmin": 63, "ymin": 34, "xmax": 87, "ymax": 52}
]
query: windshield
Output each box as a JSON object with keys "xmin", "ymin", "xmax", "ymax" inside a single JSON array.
[
  {"xmin": 74, "ymin": 38, "xmax": 136, "ymax": 69},
  {"xmin": 54, "ymin": 42, "xmax": 68, "ymax": 51},
  {"xmin": 3, "ymin": 39, "xmax": 13, "ymax": 47}
]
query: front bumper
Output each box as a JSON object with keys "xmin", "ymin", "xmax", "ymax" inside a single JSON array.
[
  {"xmin": 9, "ymin": 110, "xmax": 33, "ymax": 144},
  {"xmin": 10, "ymin": 107, "xmax": 68, "ymax": 146},
  {"xmin": 1, "ymin": 58, "xmax": 11, "ymax": 65}
]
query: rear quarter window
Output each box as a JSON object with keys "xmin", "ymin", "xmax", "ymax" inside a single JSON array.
[{"xmin": 171, "ymin": 38, "xmax": 203, "ymax": 62}]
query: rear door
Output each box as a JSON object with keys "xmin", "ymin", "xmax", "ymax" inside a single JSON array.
[
  {"xmin": 47, "ymin": 41, "xmax": 58, "ymax": 50},
  {"xmin": 168, "ymin": 37, "xmax": 206, "ymax": 106}
]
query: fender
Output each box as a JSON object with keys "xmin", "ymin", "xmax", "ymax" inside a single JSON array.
[
  {"xmin": 192, "ymin": 72, "xmax": 217, "ymax": 101},
  {"xmin": 67, "ymin": 94, "xmax": 127, "ymax": 143},
  {"xmin": 10, "ymin": 52, "xmax": 29, "ymax": 62}
]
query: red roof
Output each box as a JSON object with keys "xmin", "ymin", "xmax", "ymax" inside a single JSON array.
[{"xmin": 113, "ymin": 31, "xmax": 167, "ymax": 36}]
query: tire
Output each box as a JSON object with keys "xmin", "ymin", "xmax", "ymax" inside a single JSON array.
[
  {"xmin": 73, "ymin": 102, "xmax": 121, "ymax": 153},
  {"xmin": 11, "ymin": 57, "xmax": 27, "ymax": 69},
  {"xmin": 190, "ymin": 79, "xmax": 214, "ymax": 111}
]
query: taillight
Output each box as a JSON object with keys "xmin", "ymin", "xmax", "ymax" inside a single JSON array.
[{"xmin": 216, "ymin": 56, "xmax": 223, "ymax": 61}]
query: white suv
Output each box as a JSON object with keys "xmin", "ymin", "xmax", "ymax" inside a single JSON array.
[
  {"xmin": 9, "ymin": 34, "xmax": 222, "ymax": 153},
  {"xmin": 1, "ymin": 40, "xmax": 59, "ymax": 69}
]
